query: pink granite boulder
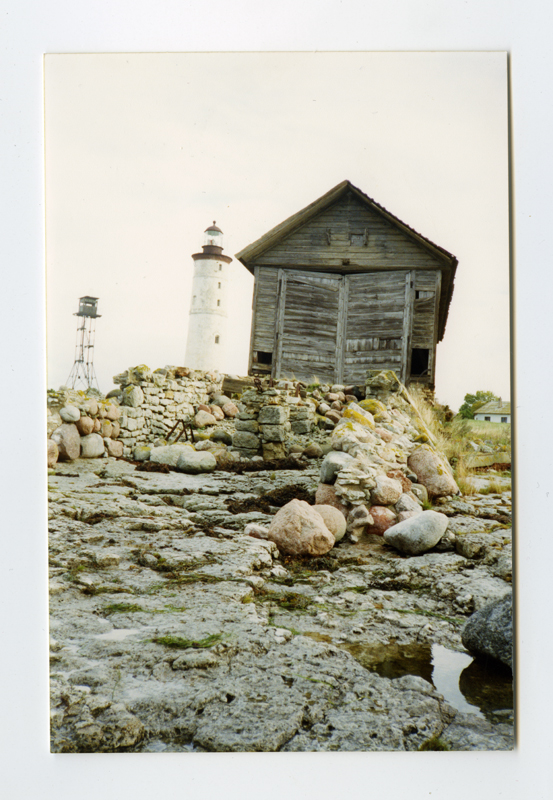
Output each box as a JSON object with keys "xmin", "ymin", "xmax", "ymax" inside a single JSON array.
[{"xmin": 266, "ymin": 499, "xmax": 335, "ymax": 556}]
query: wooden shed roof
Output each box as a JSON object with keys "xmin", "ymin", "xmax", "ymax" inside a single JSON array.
[{"xmin": 235, "ymin": 180, "xmax": 458, "ymax": 340}]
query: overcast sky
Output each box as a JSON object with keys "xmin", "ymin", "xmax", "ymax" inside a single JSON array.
[{"xmin": 45, "ymin": 51, "xmax": 509, "ymax": 411}]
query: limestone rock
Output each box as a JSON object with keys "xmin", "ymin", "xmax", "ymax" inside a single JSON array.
[
  {"xmin": 366, "ymin": 506, "xmax": 397, "ymax": 536},
  {"xmin": 133, "ymin": 445, "xmax": 151, "ymax": 461},
  {"xmin": 177, "ymin": 450, "xmax": 217, "ymax": 474},
  {"xmin": 122, "ymin": 385, "xmax": 144, "ymax": 408},
  {"xmin": 150, "ymin": 444, "xmax": 194, "ymax": 467},
  {"xmin": 195, "ymin": 410, "xmax": 217, "ymax": 427},
  {"xmin": 80, "ymin": 433, "xmax": 105, "ymax": 458},
  {"xmin": 320, "ymin": 451, "xmax": 355, "ymax": 484},
  {"xmin": 262, "ymin": 442, "xmax": 286, "ymax": 461},
  {"xmin": 51, "ymin": 423, "xmax": 81, "ymax": 461},
  {"xmin": 371, "ymin": 475, "xmax": 403, "ymax": 505},
  {"xmin": 358, "ymin": 398, "xmax": 390, "ymax": 422},
  {"xmin": 232, "ymin": 431, "xmax": 260, "ymax": 450},
  {"xmin": 395, "ymin": 492, "xmax": 422, "ymax": 513},
  {"xmin": 76, "ymin": 416, "xmax": 94, "ymax": 436},
  {"xmin": 47, "ymin": 439, "xmax": 59, "ymax": 468},
  {"xmin": 407, "ymin": 444, "xmax": 459, "ymax": 499},
  {"xmin": 461, "ymin": 593, "xmax": 513, "ymax": 669},
  {"xmin": 383, "ymin": 510, "xmax": 449, "ymax": 555},
  {"xmin": 266, "ymin": 499, "xmax": 334, "ymax": 556},
  {"xmin": 312, "ymin": 505, "xmax": 347, "ymax": 542},
  {"xmin": 342, "ymin": 403, "xmax": 375, "ymax": 429},
  {"xmin": 346, "ymin": 504, "xmax": 374, "ymax": 541},
  {"xmin": 258, "ymin": 406, "xmax": 288, "ymax": 425}
]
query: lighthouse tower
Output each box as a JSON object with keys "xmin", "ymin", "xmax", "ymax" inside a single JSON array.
[{"xmin": 184, "ymin": 222, "xmax": 233, "ymax": 372}]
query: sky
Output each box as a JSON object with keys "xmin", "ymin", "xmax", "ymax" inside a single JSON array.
[{"xmin": 45, "ymin": 51, "xmax": 510, "ymax": 412}]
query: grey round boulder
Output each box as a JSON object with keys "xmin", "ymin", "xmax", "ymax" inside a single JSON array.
[
  {"xmin": 320, "ymin": 451, "xmax": 355, "ymax": 484},
  {"xmin": 150, "ymin": 444, "xmax": 194, "ymax": 467},
  {"xmin": 461, "ymin": 592, "xmax": 513, "ymax": 669},
  {"xmin": 371, "ymin": 475, "xmax": 402, "ymax": 505},
  {"xmin": 80, "ymin": 433, "xmax": 105, "ymax": 458},
  {"xmin": 60, "ymin": 405, "xmax": 81, "ymax": 423},
  {"xmin": 383, "ymin": 510, "xmax": 449, "ymax": 555},
  {"xmin": 177, "ymin": 450, "xmax": 217, "ymax": 474}
]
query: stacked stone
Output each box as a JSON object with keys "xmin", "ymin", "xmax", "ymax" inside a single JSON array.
[
  {"xmin": 232, "ymin": 387, "xmax": 318, "ymax": 460},
  {"xmin": 112, "ymin": 365, "xmax": 223, "ymax": 457},
  {"xmin": 48, "ymin": 397, "xmax": 123, "ymax": 466}
]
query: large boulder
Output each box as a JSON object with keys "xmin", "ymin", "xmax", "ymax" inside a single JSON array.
[
  {"xmin": 122, "ymin": 385, "xmax": 144, "ymax": 408},
  {"xmin": 177, "ymin": 450, "xmax": 217, "ymax": 474},
  {"xmin": 222, "ymin": 402, "xmax": 239, "ymax": 418},
  {"xmin": 150, "ymin": 444, "xmax": 194, "ymax": 467},
  {"xmin": 80, "ymin": 433, "xmax": 105, "ymax": 458},
  {"xmin": 51, "ymin": 423, "xmax": 81, "ymax": 461},
  {"xmin": 266, "ymin": 499, "xmax": 335, "ymax": 556},
  {"xmin": 461, "ymin": 592, "xmax": 513, "ymax": 669},
  {"xmin": 312, "ymin": 505, "xmax": 347, "ymax": 542},
  {"xmin": 407, "ymin": 444, "xmax": 459, "ymax": 499},
  {"xmin": 383, "ymin": 510, "xmax": 449, "ymax": 555},
  {"xmin": 320, "ymin": 451, "xmax": 355, "ymax": 484}
]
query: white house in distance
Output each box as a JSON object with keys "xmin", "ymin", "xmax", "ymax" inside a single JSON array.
[
  {"xmin": 184, "ymin": 222, "xmax": 233, "ymax": 372},
  {"xmin": 474, "ymin": 399, "xmax": 511, "ymax": 423}
]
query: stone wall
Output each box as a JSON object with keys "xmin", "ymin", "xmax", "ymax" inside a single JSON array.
[{"xmin": 232, "ymin": 386, "xmax": 316, "ymax": 460}]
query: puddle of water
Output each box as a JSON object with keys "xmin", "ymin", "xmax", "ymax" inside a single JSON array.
[
  {"xmin": 95, "ymin": 628, "xmax": 140, "ymax": 642},
  {"xmin": 339, "ymin": 640, "xmax": 513, "ymax": 721}
]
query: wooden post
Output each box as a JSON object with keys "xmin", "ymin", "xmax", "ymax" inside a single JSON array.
[{"xmin": 401, "ymin": 270, "xmax": 414, "ymax": 384}]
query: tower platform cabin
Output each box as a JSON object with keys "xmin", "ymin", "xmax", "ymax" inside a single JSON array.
[
  {"xmin": 235, "ymin": 181, "xmax": 458, "ymax": 389},
  {"xmin": 184, "ymin": 222, "xmax": 233, "ymax": 372}
]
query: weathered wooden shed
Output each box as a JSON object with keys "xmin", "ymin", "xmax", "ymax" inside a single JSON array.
[{"xmin": 235, "ymin": 180, "xmax": 457, "ymax": 389}]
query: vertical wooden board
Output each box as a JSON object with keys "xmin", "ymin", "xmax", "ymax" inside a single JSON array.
[
  {"xmin": 248, "ymin": 265, "xmax": 260, "ymax": 373},
  {"xmin": 336, "ymin": 277, "xmax": 348, "ymax": 383},
  {"xmin": 401, "ymin": 271, "xmax": 414, "ymax": 383},
  {"xmin": 273, "ymin": 269, "xmax": 287, "ymax": 377}
]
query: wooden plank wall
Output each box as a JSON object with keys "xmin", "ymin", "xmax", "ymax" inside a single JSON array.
[
  {"xmin": 279, "ymin": 271, "xmax": 341, "ymax": 383},
  {"xmin": 255, "ymin": 193, "xmax": 445, "ymax": 273},
  {"xmin": 343, "ymin": 271, "xmax": 406, "ymax": 383},
  {"xmin": 251, "ymin": 266, "xmax": 279, "ymax": 355}
]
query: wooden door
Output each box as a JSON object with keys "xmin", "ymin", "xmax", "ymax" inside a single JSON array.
[
  {"xmin": 275, "ymin": 271, "xmax": 344, "ymax": 383},
  {"xmin": 344, "ymin": 271, "xmax": 411, "ymax": 384}
]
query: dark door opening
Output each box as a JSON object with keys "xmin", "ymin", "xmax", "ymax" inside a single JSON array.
[{"xmin": 410, "ymin": 348, "xmax": 429, "ymax": 377}]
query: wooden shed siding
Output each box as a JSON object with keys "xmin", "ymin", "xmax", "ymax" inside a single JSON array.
[
  {"xmin": 251, "ymin": 266, "xmax": 279, "ymax": 353},
  {"xmin": 255, "ymin": 195, "xmax": 445, "ymax": 272}
]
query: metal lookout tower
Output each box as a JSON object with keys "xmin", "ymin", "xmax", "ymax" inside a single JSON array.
[{"xmin": 66, "ymin": 296, "xmax": 101, "ymax": 391}]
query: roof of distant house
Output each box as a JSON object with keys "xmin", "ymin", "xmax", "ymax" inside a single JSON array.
[{"xmin": 475, "ymin": 400, "xmax": 511, "ymax": 416}]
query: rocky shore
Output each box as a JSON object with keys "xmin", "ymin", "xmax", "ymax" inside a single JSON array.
[{"xmin": 48, "ymin": 371, "xmax": 513, "ymax": 752}]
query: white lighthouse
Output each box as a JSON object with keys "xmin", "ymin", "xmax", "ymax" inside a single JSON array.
[{"xmin": 184, "ymin": 222, "xmax": 233, "ymax": 372}]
